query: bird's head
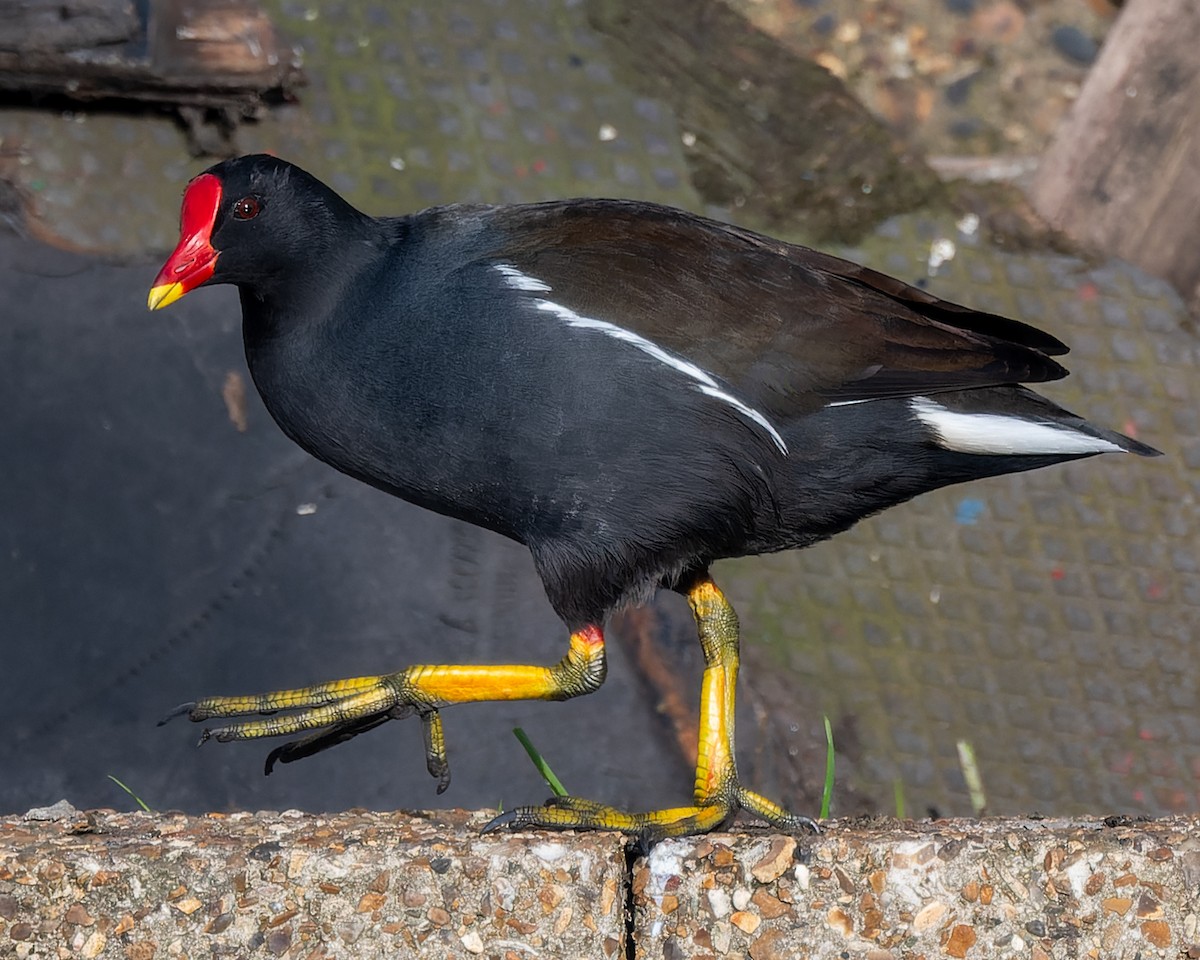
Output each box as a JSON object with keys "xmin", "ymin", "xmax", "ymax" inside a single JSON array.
[{"xmin": 148, "ymin": 154, "xmax": 359, "ymax": 310}]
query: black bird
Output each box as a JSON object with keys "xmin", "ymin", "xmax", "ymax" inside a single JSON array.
[{"xmin": 149, "ymin": 155, "xmax": 1158, "ymax": 837}]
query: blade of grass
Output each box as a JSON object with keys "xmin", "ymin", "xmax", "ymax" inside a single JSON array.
[
  {"xmin": 956, "ymin": 739, "xmax": 987, "ymax": 816},
  {"xmin": 820, "ymin": 715, "xmax": 835, "ymax": 820},
  {"xmin": 107, "ymin": 775, "xmax": 152, "ymax": 813},
  {"xmin": 513, "ymin": 727, "xmax": 568, "ymax": 797},
  {"xmin": 893, "ymin": 778, "xmax": 906, "ymax": 819}
]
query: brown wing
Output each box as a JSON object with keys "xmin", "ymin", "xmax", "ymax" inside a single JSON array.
[{"xmin": 484, "ymin": 199, "xmax": 1067, "ymax": 418}]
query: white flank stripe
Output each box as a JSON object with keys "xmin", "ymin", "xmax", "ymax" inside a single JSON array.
[
  {"xmin": 910, "ymin": 396, "xmax": 1123, "ymax": 455},
  {"xmin": 536, "ymin": 300, "xmax": 788, "ymax": 455},
  {"xmin": 547, "ymin": 309, "xmax": 715, "ymax": 388},
  {"xmin": 494, "ymin": 265, "xmax": 787, "ymax": 454}
]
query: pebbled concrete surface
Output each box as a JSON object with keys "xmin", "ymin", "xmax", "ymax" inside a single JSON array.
[
  {"xmin": 0, "ymin": 0, "xmax": 1196, "ymax": 828},
  {"xmin": 634, "ymin": 815, "xmax": 1200, "ymax": 959},
  {"xmin": 6, "ymin": 808, "xmax": 1200, "ymax": 959},
  {"xmin": 0, "ymin": 807, "xmax": 630, "ymax": 958}
]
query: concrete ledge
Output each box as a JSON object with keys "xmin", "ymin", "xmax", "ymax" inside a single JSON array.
[
  {"xmin": 5, "ymin": 808, "xmax": 1200, "ymax": 958},
  {"xmin": 635, "ymin": 817, "xmax": 1200, "ymax": 959},
  {"xmin": 0, "ymin": 807, "xmax": 627, "ymax": 958}
]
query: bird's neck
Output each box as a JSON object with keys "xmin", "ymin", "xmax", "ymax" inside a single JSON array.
[{"xmin": 239, "ymin": 216, "xmax": 388, "ymax": 341}]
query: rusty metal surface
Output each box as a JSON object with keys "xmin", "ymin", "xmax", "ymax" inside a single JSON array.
[{"xmin": 0, "ymin": 0, "xmax": 1195, "ymax": 825}]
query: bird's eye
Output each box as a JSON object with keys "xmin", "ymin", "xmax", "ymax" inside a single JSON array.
[{"xmin": 233, "ymin": 196, "xmax": 262, "ymax": 220}]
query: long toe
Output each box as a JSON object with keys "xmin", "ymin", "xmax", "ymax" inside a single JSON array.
[
  {"xmin": 201, "ymin": 684, "xmax": 402, "ymax": 743},
  {"xmin": 181, "ymin": 675, "xmax": 400, "ymax": 722},
  {"xmin": 482, "ymin": 796, "xmax": 735, "ymax": 838},
  {"xmin": 736, "ymin": 787, "xmax": 821, "ymax": 834}
]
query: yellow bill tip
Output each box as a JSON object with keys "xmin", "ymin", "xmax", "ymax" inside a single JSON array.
[{"xmin": 147, "ymin": 282, "xmax": 185, "ymax": 311}]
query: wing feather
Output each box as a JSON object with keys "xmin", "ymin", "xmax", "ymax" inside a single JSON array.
[{"xmin": 483, "ymin": 199, "xmax": 1067, "ymax": 419}]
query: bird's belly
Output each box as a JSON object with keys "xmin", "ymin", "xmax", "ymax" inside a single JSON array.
[{"xmin": 249, "ymin": 328, "xmax": 782, "ymax": 565}]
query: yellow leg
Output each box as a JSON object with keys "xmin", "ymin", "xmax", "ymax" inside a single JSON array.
[
  {"xmin": 162, "ymin": 626, "xmax": 607, "ymax": 787},
  {"xmin": 484, "ymin": 574, "xmax": 819, "ymax": 839}
]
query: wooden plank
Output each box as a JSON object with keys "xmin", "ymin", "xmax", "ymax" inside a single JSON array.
[
  {"xmin": 0, "ymin": 0, "xmax": 302, "ymax": 111},
  {"xmin": 1030, "ymin": 0, "xmax": 1200, "ymax": 313}
]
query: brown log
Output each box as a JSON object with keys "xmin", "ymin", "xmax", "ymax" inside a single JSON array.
[
  {"xmin": 1030, "ymin": 0, "xmax": 1200, "ymax": 314},
  {"xmin": 587, "ymin": 0, "xmax": 943, "ymax": 244},
  {"xmin": 0, "ymin": 0, "xmax": 302, "ymax": 112}
]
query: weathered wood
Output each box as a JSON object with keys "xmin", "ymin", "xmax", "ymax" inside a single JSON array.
[
  {"xmin": 587, "ymin": 0, "xmax": 943, "ymax": 244},
  {"xmin": 1030, "ymin": 0, "xmax": 1200, "ymax": 314},
  {"xmin": 0, "ymin": 0, "xmax": 302, "ymax": 112}
]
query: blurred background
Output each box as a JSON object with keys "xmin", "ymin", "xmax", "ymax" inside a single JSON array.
[{"xmin": 1, "ymin": 0, "xmax": 1197, "ymax": 823}]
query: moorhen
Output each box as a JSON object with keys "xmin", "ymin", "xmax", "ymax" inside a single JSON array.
[{"xmin": 149, "ymin": 155, "xmax": 1158, "ymax": 837}]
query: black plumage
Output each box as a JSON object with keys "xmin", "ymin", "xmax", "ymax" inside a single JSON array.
[{"xmin": 149, "ymin": 155, "xmax": 1157, "ymax": 836}]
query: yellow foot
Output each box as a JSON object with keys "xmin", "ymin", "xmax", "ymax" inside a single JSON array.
[
  {"xmin": 158, "ymin": 631, "xmax": 607, "ymax": 789},
  {"xmin": 483, "ymin": 787, "xmax": 819, "ymax": 840},
  {"xmin": 158, "ymin": 674, "xmax": 452, "ymax": 788}
]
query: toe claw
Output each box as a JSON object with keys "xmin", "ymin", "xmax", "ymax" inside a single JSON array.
[
  {"xmin": 632, "ymin": 826, "xmax": 658, "ymax": 857},
  {"xmin": 159, "ymin": 702, "xmax": 198, "ymax": 726},
  {"xmin": 264, "ymin": 743, "xmax": 288, "ymax": 776},
  {"xmin": 481, "ymin": 809, "xmax": 522, "ymax": 833}
]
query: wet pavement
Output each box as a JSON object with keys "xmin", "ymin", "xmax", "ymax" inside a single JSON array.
[
  {"xmin": 1, "ymin": 0, "xmax": 1197, "ymax": 824},
  {"xmin": 0, "ymin": 232, "xmax": 690, "ymax": 816}
]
